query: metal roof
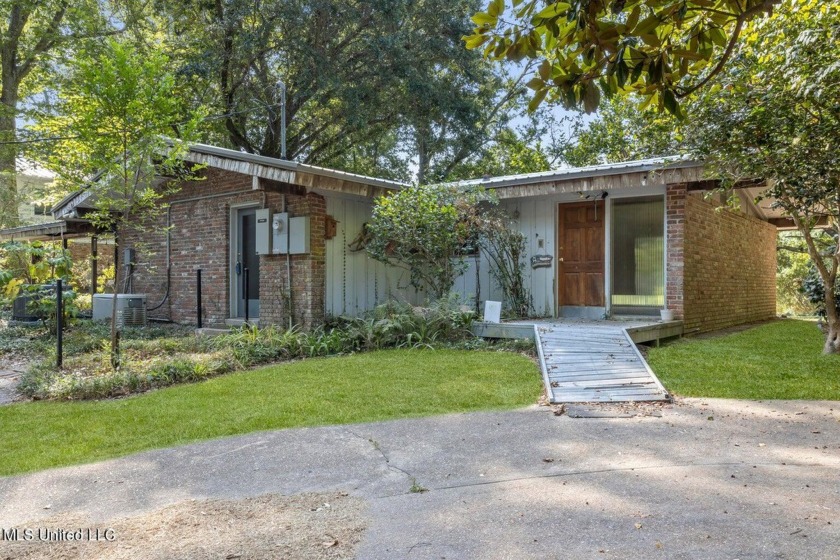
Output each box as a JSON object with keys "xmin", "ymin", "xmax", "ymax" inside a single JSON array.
[
  {"xmin": 50, "ymin": 144, "xmax": 409, "ymax": 218},
  {"xmin": 187, "ymin": 143, "xmax": 408, "ymax": 191},
  {"xmin": 0, "ymin": 221, "xmax": 69, "ymax": 241},
  {"xmin": 448, "ymin": 156, "xmax": 702, "ymax": 189}
]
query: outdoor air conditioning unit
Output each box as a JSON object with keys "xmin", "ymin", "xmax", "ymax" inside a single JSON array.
[{"xmin": 92, "ymin": 294, "xmax": 148, "ymax": 327}]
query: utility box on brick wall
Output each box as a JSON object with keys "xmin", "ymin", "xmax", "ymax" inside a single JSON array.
[
  {"xmin": 289, "ymin": 216, "xmax": 310, "ymax": 254},
  {"xmin": 255, "ymin": 208, "xmax": 272, "ymax": 255},
  {"xmin": 271, "ymin": 212, "xmax": 289, "ymax": 255}
]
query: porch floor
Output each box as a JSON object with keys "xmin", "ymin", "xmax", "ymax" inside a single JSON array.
[{"xmin": 527, "ymin": 319, "xmax": 673, "ymax": 403}]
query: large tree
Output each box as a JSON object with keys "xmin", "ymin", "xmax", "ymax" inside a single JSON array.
[
  {"xmin": 157, "ymin": 0, "xmax": 520, "ymax": 183},
  {"xmin": 35, "ymin": 39, "xmax": 203, "ymax": 368},
  {"xmin": 559, "ymin": 94, "xmax": 680, "ymax": 166},
  {"xmin": 464, "ymin": 0, "xmax": 778, "ymax": 115},
  {"xmin": 447, "ymin": 126, "xmax": 550, "ymax": 180},
  {"xmin": 685, "ymin": 0, "xmax": 840, "ymax": 353},
  {"xmin": 0, "ymin": 0, "xmax": 134, "ymax": 228}
]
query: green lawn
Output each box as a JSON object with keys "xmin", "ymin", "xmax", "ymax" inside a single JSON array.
[
  {"xmin": 0, "ymin": 349, "xmax": 540, "ymax": 477},
  {"xmin": 648, "ymin": 319, "xmax": 840, "ymax": 399}
]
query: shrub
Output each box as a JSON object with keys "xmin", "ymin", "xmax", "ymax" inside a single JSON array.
[
  {"xmin": 15, "ymin": 295, "xmax": 482, "ymax": 401},
  {"xmin": 215, "ymin": 325, "xmax": 307, "ymax": 367},
  {"xmin": 802, "ymin": 266, "xmax": 840, "ymax": 319},
  {"xmin": 367, "ymin": 184, "xmax": 492, "ymax": 299},
  {"xmin": 331, "ymin": 297, "xmax": 476, "ymax": 350}
]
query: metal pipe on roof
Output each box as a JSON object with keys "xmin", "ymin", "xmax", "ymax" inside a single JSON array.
[{"xmin": 277, "ymin": 81, "xmax": 287, "ymax": 160}]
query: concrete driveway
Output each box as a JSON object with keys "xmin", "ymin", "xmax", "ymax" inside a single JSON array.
[{"xmin": 1, "ymin": 398, "xmax": 838, "ymax": 559}]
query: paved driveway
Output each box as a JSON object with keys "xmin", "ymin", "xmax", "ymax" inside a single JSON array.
[{"xmin": 1, "ymin": 398, "xmax": 838, "ymax": 559}]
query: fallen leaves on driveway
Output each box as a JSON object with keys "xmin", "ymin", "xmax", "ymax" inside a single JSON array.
[{"xmin": 3, "ymin": 492, "xmax": 366, "ymax": 560}]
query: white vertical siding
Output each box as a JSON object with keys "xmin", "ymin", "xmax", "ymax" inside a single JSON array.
[
  {"xmin": 489, "ymin": 198, "xmax": 557, "ymax": 317},
  {"xmin": 326, "ymin": 186, "xmax": 666, "ymax": 320},
  {"xmin": 452, "ymin": 255, "xmax": 482, "ymax": 311},
  {"xmin": 325, "ymin": 196, "xmax": 421, "ymax": 317},
  {"xmin": 446, "ymin": 198, "xmax": 558, "ymax": 319}
]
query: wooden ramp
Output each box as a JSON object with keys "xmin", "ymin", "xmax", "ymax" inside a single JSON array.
[{"xmin": 534, "ymin": 323, "xmax": 670, "ymax": 403}]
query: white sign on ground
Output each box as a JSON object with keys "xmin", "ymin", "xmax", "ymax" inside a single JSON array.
[{"xmin": 483, "ymin": 301, "xmax": 502, "ymax": 323}]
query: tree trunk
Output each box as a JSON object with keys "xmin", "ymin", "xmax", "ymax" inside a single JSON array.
[
  {"xmin": 0, "ymin": 83, "xmax": 19, "ymax": 229},
  {"xmin": 823, "ymin": 287, "xmax": 839, "ymax": 354},
  {"xmin": 789, "ymin": 209, "xmax": 839, "ymax": 354},
  {"xmin": 825, "ymin": 319, "xmax": 840, "ymax": 354}
]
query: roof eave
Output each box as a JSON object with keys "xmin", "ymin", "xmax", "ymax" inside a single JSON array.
[
  {"xmin": 186, "ymin": 143, "xmax": 408, "ymax": 192},
  {"xmin": 452, "ymin": 157, "xmax": 704, "ymax": 190}
]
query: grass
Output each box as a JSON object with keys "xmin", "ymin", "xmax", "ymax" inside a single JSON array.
[
  {"xmin": 648, "ymin": 319, "xmax": 840, "ymax": 400},
  {"xmin": 0, "ymin": 348, "xmax": 541, "ymax": 477}
]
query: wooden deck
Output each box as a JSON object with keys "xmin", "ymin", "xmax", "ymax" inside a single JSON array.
[{"xmin": 533, "ymin": 322, "xmax": 671, "ymax": 403}]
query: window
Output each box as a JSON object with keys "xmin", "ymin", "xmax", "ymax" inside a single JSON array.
[
  {"xmin": 611, "ymin": 197, "xmax": 665, "ymax": 312},
  {"xmin": 32, "ymin": 203, "xmax": 50, "ymax": 216}
]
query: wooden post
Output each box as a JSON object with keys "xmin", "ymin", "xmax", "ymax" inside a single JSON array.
[
  {"xmin": 56, "ymin": 279, "xmax": 63, "ymax": 369},
  {"xmin": 196, "ymin": 268, "xmax": 202, "ymax": 329}
]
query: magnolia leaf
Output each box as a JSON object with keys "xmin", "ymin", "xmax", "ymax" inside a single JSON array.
[
  {"xmin": 535, "ymin": 2, "xmax": 571, "ymax": 20},
  {"xmin": 639, "ymin": 33, "xmax": 661, "ymax": 47},
  {"xmin": 582, "ymin": 81, "xmax": 601, "ymax": 113},
  {"xmin": 626, "ymin": 5, "xmax": 641, "ymax": 31},
  {"xmin": 471, "ymin": 12, "xmax": 498, "ymax": 26},
  {"xmin": 671, "ymin": 48, "xmax": 705, "ymax": 61},
  {"xmin": 528, "ymin": 87, "xmax": 548, "ymax": 112},
  {"xmin": 464, "ymin": 33, "xmax": 490, "ymax": 49},
  {"xmin": 631, "ymin": 60, "xmax": 645, "ymax": 83},
  {"xmin": 539, "ymin": 59, "xmax": 551, "ymax": 80},
  {"xmin": 662, "ymin": 88, "xmax": 679, "ymax": 116},
  {"xmin": 709, "ymin": 26, "xmax": 727, "ymax": 48},
  {"xmin": 527, "ymin": 77, "xmax": 546, "ymax": 90},
  {"xmin": 488, "ymin": 0, "xmax": 505, "ymax": 17},
  {"xmin": 635, "ymin": 15, "xmax": 661, "ymax": 35},
  {"xmin": 615, "ymin": 59, "xmax": 629, "ymax": 86}
]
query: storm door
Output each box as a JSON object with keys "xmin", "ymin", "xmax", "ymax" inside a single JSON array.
[
  {"xmin": 610, "ymin": 197, "xmax": 665, "ymax": 315},
  {"xmin": 234, "ymin": 208, "xmax": 260, "ymax": 318}
]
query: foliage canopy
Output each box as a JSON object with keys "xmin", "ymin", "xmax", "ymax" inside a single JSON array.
[
  {"xmin": 34, "ymin": 38, "xmax": 204, "ymax": 367},
  {"xmin": 464, "ymin": 0, "xmax": 777, "ymax": 115}
]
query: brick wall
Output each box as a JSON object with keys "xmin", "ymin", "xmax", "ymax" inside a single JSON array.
[
  {"xmin": 260, "ymin": 191, "xmax": 326, "ymax": 329},
  {"xmin": 121, "ymin": 168, "xmax": 326, "ymax": 328},
  {"xmin": 666, "ymin": 183, "xmax": 777, "ymax": 334},
  {"xmin": 665, "ymin": 183, "xmax": 686, "ymax": 320}
]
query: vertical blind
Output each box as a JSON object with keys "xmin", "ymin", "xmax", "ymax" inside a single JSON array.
[{"xmin": 611, "ymin": 197, "xmax": 665, "ymax": 308}]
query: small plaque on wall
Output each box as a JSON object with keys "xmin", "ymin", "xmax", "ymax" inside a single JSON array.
[{"xmin": 530, "ymin": 254, "xmax": 553, "ymax": 269}]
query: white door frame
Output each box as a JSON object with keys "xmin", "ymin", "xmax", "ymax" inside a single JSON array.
[{"xmin": 229, "ymin": 202, "xmax": 261, "ymax": 318}]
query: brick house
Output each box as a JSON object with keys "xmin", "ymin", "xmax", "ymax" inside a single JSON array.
[
  {"xmin": 47, "ymin": 146, "xmax": 779, "ymax": 334},
  {"xmin": 454, "ymin": 157, "xmax": 779, "ymax": 334},
  {"xmin": 50, "ymin": 144, "xmax": 417, "ymax": 328}
]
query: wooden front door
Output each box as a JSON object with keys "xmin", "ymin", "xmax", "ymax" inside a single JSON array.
[{"xmin": 558, "ymin": 202, "xmax": 605, "ymax": 308}]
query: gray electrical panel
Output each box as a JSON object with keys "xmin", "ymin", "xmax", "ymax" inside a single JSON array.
[
  {"xmin": 271, "ymin": 212, "xmax": 289, "ymax": 254},
  {"xmin": 289, "ymin": 216, "xmax": 310, "ymax": 254},
  {"xmin": 255, "ymin": 208, "xmax": 272, "ymax": 255}
]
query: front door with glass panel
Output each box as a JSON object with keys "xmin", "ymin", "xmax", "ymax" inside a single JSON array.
[{"xmin": 234, "ymin": 208, "xmax": 260, "ymax": 318}]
